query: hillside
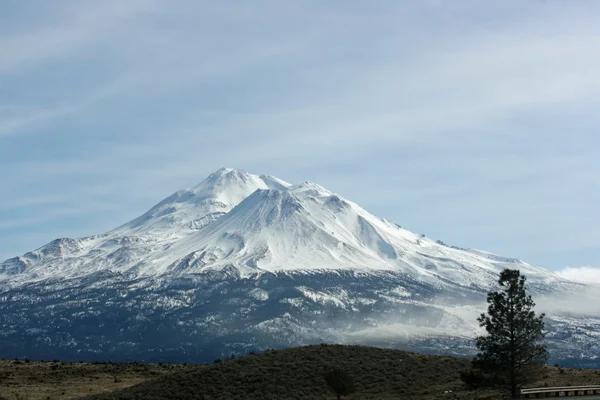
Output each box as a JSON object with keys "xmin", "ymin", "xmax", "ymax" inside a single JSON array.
[
  {"xmin": 81, "ymin": 345, "xmax": 600, "ymax": 400},
  {"xmin": 2, "ymin": 345, "xmax": 600, "ymax": 399},
  {"xmin": 79, "ymin": 345, "xmax": 470, "ymax": 400}
]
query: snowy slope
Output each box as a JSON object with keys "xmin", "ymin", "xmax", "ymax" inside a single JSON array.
[
  {"xmin": 0, "ymin": 168, "xmax": 293, "ymax": 284},
  {"xmin": 0, "ymin": 168, "xmax": 568, "ymax": 289},
  {"xmin": 113, "ymin": 167, "xmax": 291, "ymax": 237}
]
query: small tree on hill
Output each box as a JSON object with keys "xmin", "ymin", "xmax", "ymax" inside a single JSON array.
[
  {"xmin": 474, "ymin": 269, "xmax": 549, "ymax": 398},
  {"xmin": 324, "ymin": 367, "xmax": 354, "ymax": 400}
]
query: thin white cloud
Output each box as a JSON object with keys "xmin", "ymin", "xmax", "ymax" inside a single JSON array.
[{"xmin": 5, "ymin": 1, "xmax": 600, "ymax": 141}]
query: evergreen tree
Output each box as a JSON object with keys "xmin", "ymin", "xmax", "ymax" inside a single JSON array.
[{"xmin": 475, "ymin": 269, "xmax": 549, "ymax": 398}]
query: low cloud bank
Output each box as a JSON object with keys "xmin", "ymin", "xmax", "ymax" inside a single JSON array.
[{"xmin": 555, "ymin": 266, "xmax": 600, "ymax": 285}]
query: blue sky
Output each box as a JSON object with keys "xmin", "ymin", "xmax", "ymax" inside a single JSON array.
[{"xmin": 1, "ymin": 0, "xmax": 599, "ymax": 279}]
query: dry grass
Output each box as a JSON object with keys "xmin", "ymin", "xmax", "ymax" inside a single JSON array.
[{"xmin": 0, "ymin": 359, "xmax": 203, "ymax": 400}]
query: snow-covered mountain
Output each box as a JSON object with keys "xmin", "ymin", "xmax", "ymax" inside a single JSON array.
[{"xmin": 0, "ymin": 168, "xmax": 598, "ymax": 365}]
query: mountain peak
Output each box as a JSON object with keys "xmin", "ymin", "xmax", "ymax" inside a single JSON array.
[
  {"xmin": 215, "ymin": 167, "xmax": 236, "ymax": 174},
  {"xmin": 191, "ymin": 168, "xmax": 263, "ymax": 202},
  {"xmin": 199, "ymin": 168, "xmax": 250, "ymax": 185},
  {"xmin": 192, "ymin": 169, "xmax": 294, "ymax": 200}
]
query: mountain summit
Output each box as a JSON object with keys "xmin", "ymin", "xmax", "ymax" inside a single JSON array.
[{"xmin": 0, "ymin": 168, "xmax": 597, "ymax": 365}]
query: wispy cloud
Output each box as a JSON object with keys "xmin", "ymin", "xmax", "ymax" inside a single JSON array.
[
  {"xmin": 0, "ymin": 201, "xmax": 121, "ymax": 232},
  {"xmin": 0, "ymin": 194, "xmax": 65, "ymax": 211},
  {"xmin": 0, "ymin": 0, "xmax": 159, "ymax": 75},
  {"xmin": 0, "ymin": 106, "xmax": 75, "ymax": 137}
]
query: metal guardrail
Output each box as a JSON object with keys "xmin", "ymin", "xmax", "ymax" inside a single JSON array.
[{"xmin": 521, "ymin": 385, "xmax": 600, "ymax": 397}]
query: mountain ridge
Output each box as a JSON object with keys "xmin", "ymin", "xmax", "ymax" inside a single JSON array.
[
  {"xmin": 1, "ymin": 168, "xmax": 598, "ymax": 366},
  {"xmin": 0, "ymin": 168, "xmax": 569, "ymax": 287}
]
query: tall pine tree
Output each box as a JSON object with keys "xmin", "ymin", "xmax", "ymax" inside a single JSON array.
[{"xmin": 475, "ymin": 269, "xmax": 549, "ymax": 398}]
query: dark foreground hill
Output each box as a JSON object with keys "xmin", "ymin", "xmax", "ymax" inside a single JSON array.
[
  {"xmin": 81, "ymin": 345, "xmax": 600, "ymax": 400},
  {"xmin": 84, "ymin": 345, "xmax": 468, "ymax": 400}
]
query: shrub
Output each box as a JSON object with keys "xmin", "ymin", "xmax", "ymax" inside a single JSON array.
[
  {"xmin": 324, "ymin": 367, "xmax": 354, "ymax": 400},
  {"xmin": 459, "ymin": 369, "xmax": 491, "ymax": 389}
]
